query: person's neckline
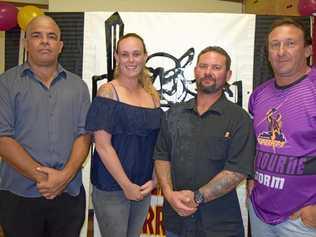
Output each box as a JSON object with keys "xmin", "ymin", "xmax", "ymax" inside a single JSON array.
[
  {"xmin": 97, "ymin": 96, "xmax": 160, "ymax": 110},
  {"xmin": 274, "ymin": 71, "xmax": 310, "ymax": 90}
]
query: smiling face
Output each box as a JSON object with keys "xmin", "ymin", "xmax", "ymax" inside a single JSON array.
[
  {"xmin": 115, "ymin": 36, "xmax": 147, "ymax": 80},
  {"xmin": 268, "ymin": 24, "xmax": 311, "ymax": 85},
  {"xmin": 24, "ymin": 16, "xmax": 63, "ymax": 67},
  {"xmin": 194, "ymin": 51, "xmax": 231, "ymax": 95}
]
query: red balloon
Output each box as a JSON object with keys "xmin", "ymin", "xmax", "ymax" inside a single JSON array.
[
  {"xmin": 298, "ymin": 0, "xmax": 316, "ymax": 16},
  {"xmin": 0, "ymin": 3, "xmax": 18, "ymax": 31}
]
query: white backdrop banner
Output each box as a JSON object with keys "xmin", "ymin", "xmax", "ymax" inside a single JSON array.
[{"xmin": 82, "ymin": 12, "xmax": 256, "ymax": 237}]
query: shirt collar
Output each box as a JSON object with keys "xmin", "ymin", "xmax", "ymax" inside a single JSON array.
[
  {"xmin": 20, "ymin": 62, "xmax": 67, "ymax": 80},
  {"xmin": 184, "ymin": 94, "xmax": 227, "ymax": 115}
]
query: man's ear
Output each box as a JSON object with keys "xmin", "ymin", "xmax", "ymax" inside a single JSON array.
[
  {"xmin": 58, "ymin": 41, "xmax": 64, "ymax": 54},
  {"xmin": 194, "ymin": 66, "xmax": 198, "ymax": 79},
  {"xmin": 226, "ymin": 70, "xmax": 232, "ymax": 82},
  {"xmin": 305, "ymin": 45, "xmax": 312, "ymax": 58}
]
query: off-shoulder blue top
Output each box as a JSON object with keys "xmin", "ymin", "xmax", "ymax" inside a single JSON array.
[{"xmin": 86, "ymin": 96, "xmax": 163, "ymax": 191}]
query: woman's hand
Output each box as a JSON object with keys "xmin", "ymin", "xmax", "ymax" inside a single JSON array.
[
  {"xmin": 140, "ymin": 180, "xmax": 156, "ymax": 197},
  {"xmin": 122, "ymin": 182, "xmax": 144, "ymax": 201}
]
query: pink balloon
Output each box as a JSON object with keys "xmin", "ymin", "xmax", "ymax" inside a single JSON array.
[
  {"xmin": 298, "ymin": 0, "xmax": 316, "ymax": 16},
  {"xmin": 0, "ymin": 3, "xmax": 18, "ymax": 31}
]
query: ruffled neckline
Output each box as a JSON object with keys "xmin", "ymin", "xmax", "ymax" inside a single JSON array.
[{"xmin": 95, "ymin": 96, "xmax": 160, "ymax": 111}]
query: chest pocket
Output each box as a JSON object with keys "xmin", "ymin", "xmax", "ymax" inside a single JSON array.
[{"xmin": 206, "ymin": 136, "xmax": 230, "ymax": 161}]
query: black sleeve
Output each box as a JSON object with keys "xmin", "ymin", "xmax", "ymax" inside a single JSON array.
[
  {"xmin": 153, "ymin": 111, "xmax": 171, "ymax": 161},
  {"xmin": 224, "ymin": 110, "xmax": 256, "ymax": 177}
]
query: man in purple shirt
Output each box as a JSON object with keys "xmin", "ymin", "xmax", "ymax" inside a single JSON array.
[{"xmin": 248, "ymin": 17, "xmax": 316, "ymax": 236}]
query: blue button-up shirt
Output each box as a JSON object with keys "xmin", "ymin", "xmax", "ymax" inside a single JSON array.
[{"xmin": 0, "ymin": 63, "xmax": 90, "ymax": 197}]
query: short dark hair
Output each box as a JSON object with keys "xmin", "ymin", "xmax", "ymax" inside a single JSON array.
[
  {"xmin": 197, "ymin": 46, "xmax": 231, "ymax": 70},
  {"xmin": 268, "ymin": 17, "xmax": 312, "ymax": 47}
]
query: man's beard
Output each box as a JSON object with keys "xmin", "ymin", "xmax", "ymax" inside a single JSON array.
[{"xmin": 196, "ymin": 78, "xmax": 221, "ymax": 94}]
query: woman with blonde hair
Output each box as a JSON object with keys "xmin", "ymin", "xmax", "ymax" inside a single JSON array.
[{"xmin": 86, "ymin": 33, "xmax": 162, "ymax": 237}]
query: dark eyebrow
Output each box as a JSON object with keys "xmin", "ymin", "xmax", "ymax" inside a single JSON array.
[{"xmin": 29, "ymin": 31, "xmax": 59, "ymax": 39}]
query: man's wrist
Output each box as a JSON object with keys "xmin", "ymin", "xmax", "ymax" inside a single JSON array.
[
  {"xmin": 34, "ymin": 169, "xmax": 48, "ymax": 183},
  {"xmin": 194, "ymin": 189, "xmax": 205, "ymax": 205},
  {"xmin": 162, "ymin": 187, "xmax": 174, "ymax": 201}
]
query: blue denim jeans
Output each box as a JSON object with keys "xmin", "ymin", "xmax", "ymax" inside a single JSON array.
[
  {"xmin": 92, "ymin": 186, "xmax": 151, "ymax": 237},
  {"xmin": 248, "ymin": 199, "xmax": 316, "ymax": 237}
]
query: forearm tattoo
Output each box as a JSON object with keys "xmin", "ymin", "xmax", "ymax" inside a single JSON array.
[{"xmin": 200, "ymin": 170, "xmax": 245, "ymax": 202}]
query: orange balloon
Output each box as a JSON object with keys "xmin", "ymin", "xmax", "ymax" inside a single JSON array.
[{"xmin": 17, "ymin": 5, "xmax": 44, "ymax": 31}]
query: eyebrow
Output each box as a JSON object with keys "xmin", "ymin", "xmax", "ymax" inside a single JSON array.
[
  {"xmin": 30, "ymin": 31, "xmax": 40, "ymax": 35},
  {"xmin": 198, "ymin": 62, "xmax": 223, "ymax": 66},
  {"xmin": 48, "ymin": 32, "xmax": 58, "ymax": 37},
  {"xmin": 119, "ymin": 50, "xmax": 142, "ymax": 53},
  {"xmin": 30, "ymin": 31, "xmax": 58, "ymax": 37}
]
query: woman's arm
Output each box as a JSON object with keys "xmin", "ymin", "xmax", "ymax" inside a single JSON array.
[{"xmin": 95, "ymin": 130, "xmax": 144, "ymax": 201}]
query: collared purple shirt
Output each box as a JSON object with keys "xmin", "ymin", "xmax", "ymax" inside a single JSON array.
[{"xmin": 249, "ymin": 67, "xmax": 316, "ymax": 224}]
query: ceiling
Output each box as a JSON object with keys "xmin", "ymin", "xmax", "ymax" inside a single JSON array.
[{"xmin": 219, "ymin": 0, "xmax": 243, "ymax": 2}]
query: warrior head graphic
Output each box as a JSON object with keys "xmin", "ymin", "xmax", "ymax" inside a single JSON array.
[{"xmin": 258, "ymin": 108, "xmax": 286, "ymax": 150}]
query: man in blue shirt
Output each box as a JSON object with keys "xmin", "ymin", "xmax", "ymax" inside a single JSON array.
[{"xmin": 0, "ymin": 15, "xmax": 91, "ymax": 237}]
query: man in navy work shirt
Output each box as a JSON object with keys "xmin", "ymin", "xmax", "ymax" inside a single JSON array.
[
  {"xmin": 154, "ymin": 46, "xmax": 255, "ymax": 237},
  {"xmin": 0, "ymin": 15, "xmax": 91, "ymax": 237}
]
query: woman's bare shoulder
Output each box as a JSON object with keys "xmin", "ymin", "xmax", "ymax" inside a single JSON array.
[{"xmin": 97, "ymin": 82, "xmax": 117, "ymax": 100}]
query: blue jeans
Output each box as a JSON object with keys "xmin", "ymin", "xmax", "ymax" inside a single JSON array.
[
  {"xmin": 92, "ymin": 186, "xmax": 151, "ymax": 237},
  {"xmin": 248, "ymin": 199, "xmax": 316, "ymax": 237}
]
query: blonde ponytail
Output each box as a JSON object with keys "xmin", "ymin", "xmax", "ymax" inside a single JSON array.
[{"xmin": 138, "ymin": 68, "xmax": 160, "ymax": 103}]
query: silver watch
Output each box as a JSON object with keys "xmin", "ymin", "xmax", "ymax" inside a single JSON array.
[{"xmin": 194, "ymin": 190, "xmax": 204, "ymax": 205}]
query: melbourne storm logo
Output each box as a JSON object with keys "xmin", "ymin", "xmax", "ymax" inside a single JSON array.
[{"xmin": 258, "ymin": 108, "xmax": 286, "ymax": 151}]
